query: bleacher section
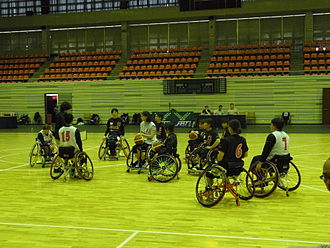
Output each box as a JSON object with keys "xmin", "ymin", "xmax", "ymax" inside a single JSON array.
[
  {"xmin": 0, "ymin": 54, "xmax": 48, "ymax": 83},
  {"xmin": 207, "ymin": 43, "xmax": 291, "ymax": 77},
  {"xmin": 303, "ymin": 41, "xmax": 330, "ymax": 75},
  {"xmin": 38, "ymin": 50, "xmax": 121, "ymax": 82},
  {"xmin": 118, "ymin": 47, "xmax": 202, "ymax": 80}
]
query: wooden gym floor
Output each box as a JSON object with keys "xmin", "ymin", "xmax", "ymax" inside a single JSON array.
[{"xmin": 0, "ymin": 131, "xmax": 329, "ymax": 248}]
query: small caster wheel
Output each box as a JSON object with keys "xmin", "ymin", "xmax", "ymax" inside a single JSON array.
[{"xmin": 126, "ymin": 169, "xmax": 130, "ymax": 173}]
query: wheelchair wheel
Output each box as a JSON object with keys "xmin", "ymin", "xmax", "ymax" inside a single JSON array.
[
  {"xmin": 149, "ymin": 154, "xmax": 179, "ymax": 182},
  {"xmin": 206, "ymin": 148, "xmax": 219, "ymax": 165},
  {"xmin": 228, "ymin": 168, "xmax": 255, "ymax": 201},
  {"xmin": 277, "ymin": 161, "xmax": 301, "ymax": 192},
  {"xmin": 187, "ymin": 148, "xmax": 201, "ymax": 170},
  {"xmin": 50, "ymin": 155, "xmax": 65, "ymax": 180},
  {"xmin": 196, "ymin": 165, "xmax": 227, "ymax": 207},
  {"xmin": 75, "ymin": 152, "xmax": 94, "ymax": 181},
  {"xmin": 120, "ymin": 137, "xmax": 130, "ymax": 158},
  {"xmin": 184, "ymin": 145, "xmax": 190, "ymax": 162},
  {"xmin": 98, "ymin": 140, "xmax": 108, "ymax": 160},
  {"xmin": 29, "ymin": 143, "xmax": 45, "ymax": 167},
  {"xmin": 249, "ymin": 161, "xmax": 279, "ymax": 198}
]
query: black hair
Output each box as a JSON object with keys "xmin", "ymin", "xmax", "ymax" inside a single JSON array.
[
  {"xmin": 64, "ymin": 113, "xmax": 74, "ymax": 125},
  {"xmin": 141, "ymin": 111, "xmax": 151, "ymax": 122},
  {"xmin": 271, "ymin": 118, "xmax": 284, "ymax": 130},
  {"xmin": 200, "ymin": 118, "xmax": 213, "ymax": 128},
  {"xmin": 156, "ymin": 113, "xmax": 164, "ymax": 120},
  {"xmin": 42, "ymin": 124, "xmax": 51, "ymax": 130},
  {"xmin": 60, "ymin": 102, "xmax": 72, "ymax": 112},
  {"xmin": 219, "ymin": 105, "xmax": 223, "ymax": 108},
  {"xmin": 111, "ymin": 108, "xmax": 118, "ymax": 114},
  {"xmin": 228, "ymin": 119, "xmax": 242, "ymax": 134},
  {"xmin": 164, "ymin": 122, "xmax": 174, "ymax": 132}
]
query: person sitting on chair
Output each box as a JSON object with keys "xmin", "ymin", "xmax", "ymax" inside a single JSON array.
[
  {"xmin": 201, "ymin": 105, "xmax": 213, "ymax": 115},
  {"xmin": 227, "ymin": 103, "xmax": 238, "ymax": 115},
  {"xmin": 152, "ymin": 122, "xmax": 177, "ymax": 157},
  {"xmin": 321, "ymin": 158, "xmax": 330, "ymax": 191},
  {"xmin": 251, "ymin": 118, "xmax": 291, "ymax": 173},
  {"xmin": 37, "ymin": 124, "xmax": 55, "ymax": 162},
  {"xmin": 59, "ymin": 113, "xmax": 83, "ymax": 153}
]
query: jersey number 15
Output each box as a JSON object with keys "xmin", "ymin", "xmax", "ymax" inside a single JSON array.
[{"xmin": 61, "ymin": 131, "xmax": 71, "ymax": 142}]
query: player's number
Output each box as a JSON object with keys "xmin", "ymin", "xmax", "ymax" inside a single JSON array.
[
  {"xmin": 61, "ymin": 131, "xmax": 71, "ymax": 142},
  {"xmin": 235, "ymin": 143, "xmax": 243, "ymax": 158},
  {"xmin": 282, "ymin": 137, "xmax": 287, "ymax": 150}
]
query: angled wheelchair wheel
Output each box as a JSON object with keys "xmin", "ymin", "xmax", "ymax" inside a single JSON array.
[
  {"xmin": 120, "ymin": 137, "xmax": 130, "ymax": 158},
  {"xmin": 277, "ymin": 161, "xmax": 301, "ymax": 192},
  {"xmin": 196, "ymin": 165, "xmax": 227, "ymax": 207},
  {"xmin": 149, "ymin": 154, "xmax": 179, "ymax": 182},
  {"xmin": 249, "ymin": 161, "xmax": 279, "ymax": 198},
  {"xmin": 228, "ymin": 168, "xmax": 255, "ymax": 201},
  {"xmin": 50, "ymin": 155, "xmax": 65, "ymax": 180},
  {"xmin": 187, "ymin": 147, "xmax": 202, "ymax": 170},
  {"xmin": 29, "ymin": 143, "xmax": 45, "ymax": 167},
  {"xmin": 98, "ymin": 140, "xmax": 108, "ymax": 160},
  {"xmin": 184, "ymin": 145, "xmax": 190, "ymax": 162},
  {"xmin": 76, "ymin": 152, "xmax": 94, "ymax": 181}
]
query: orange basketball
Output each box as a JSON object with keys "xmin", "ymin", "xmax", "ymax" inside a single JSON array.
[
  {"xmin": 189, "ymin": 131, "xmax": 198, "ymax": 140},
  {"xmin": 134, "ymin": 134, "xmax": 144, "ymax": 145},
  {"xmin": 152, "ymin": 141, "xmax": 163, "ymax": 151}
]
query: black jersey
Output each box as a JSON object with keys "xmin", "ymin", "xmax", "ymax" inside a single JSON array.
[
  {"xmin": 203, "ymin": 129, "xmax": 219, "ymax": 146},
  {"xmin": 54, "ymin": 112, "xmax": 65, "ymax": 140},
  {"xmin": 158, "ymin": 133, "xmax": 177, "ymax": 155},
  {"xmin": 222, "ymin": 127, "xmax": 231, "ymax": 138},
  {"xmin": 155, "ymin": 122, "xmax": 166, "ymax": 141},
  {"xmin": 105, "ymin": 117, "xmax": 124, "ymax": 136},
  {"xmin": 219, "ymin": 134, "xmax": 248, "ymax": 163}
]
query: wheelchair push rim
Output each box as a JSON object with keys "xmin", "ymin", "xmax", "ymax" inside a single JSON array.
[
  {"xmin": 149, "ymin": 154, "xmax": 179, "ymax": 182},
  {"xmin": 76, "ymin": 152, "xmax": 94, "ymax": 181},
  {"xmin": 277, "ymin": 161, "xmax": 301, "ymax": 192},
  {"xmin": 195, "ymin": 165, "xmax": 227, "ymax": 207},
  {"xmin": 120, "ymin": 138, "xmax": 130, "ymax": 158},
  {"xmin": 98, "ymin": 139, "xmax": 108, "ymax": 160},
  {"xmin": 29, "ymin": 143, "xmax": 45, "ymax": 167},
  {"xmin": 50, "ymin": 154, "xmax": 65, "ymax": 180}
]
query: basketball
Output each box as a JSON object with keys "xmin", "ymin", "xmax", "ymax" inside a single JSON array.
[
  {"xmin": 152, "ymin": 141, "xmax": 163, "ymax": 151},
  {"xmin": 189, "ymin": 131, "xmax": 198, "ymax": 140},
  {"xmin": 134, "ymin": 134, "xmax": 144, "ymax": 145}
]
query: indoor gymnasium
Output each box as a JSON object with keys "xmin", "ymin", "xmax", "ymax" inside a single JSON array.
[{"xmin": 0, "ymin": 0, "xmax": 329, "ymax": 247}]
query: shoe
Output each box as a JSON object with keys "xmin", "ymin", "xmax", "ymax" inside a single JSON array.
[{"xmin": 54, "ymin": 167, "xmax": 63, "ymax": 173}]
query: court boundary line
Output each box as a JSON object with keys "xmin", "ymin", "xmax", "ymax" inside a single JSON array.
[
  {"xmin": 0, "ymin": 222, "xmax": 329, "ymax": 246},
  {"xmin": 116, "ymin": 231, "xmax": 139, "ymax": 248}
]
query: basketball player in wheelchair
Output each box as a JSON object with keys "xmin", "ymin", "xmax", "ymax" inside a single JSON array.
[
  {"xmin": 50, "ymin": 113, "xmax": 93, "ymax": 181},
  {"xmin": 249, "ymin": 118, "xmax": 301, "ymax": 197},
  {"xmin": 147, "ymin": 122, "xmax": 182, "ymax": 182}
]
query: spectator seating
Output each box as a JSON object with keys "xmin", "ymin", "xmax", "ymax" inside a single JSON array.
[
  {"xmin": 119, "ymin": 47, "xmax": 202, "ymax": 80},
  {"xmin": 303, "ymin": 41, "xmax": 330, "ymax": 75},
  {"xmin": 0, "ymin": 53, "xmax": 48, "ymax": 83},
  {"xmin": 38, "ymin": 50, "xmax": 122, "ymax": 82},
  {"xmin": 207, "ymin": 43, "xmax": 291, "ymax": 78}
]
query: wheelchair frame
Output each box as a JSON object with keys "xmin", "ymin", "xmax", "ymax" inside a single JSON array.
[{"xmin": 98, "ymin": 135, "xmax": 130, "ymax": 160}]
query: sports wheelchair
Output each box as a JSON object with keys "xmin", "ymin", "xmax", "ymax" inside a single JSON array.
[
  {"xmin": 98, "ymin": 134, "xmax": 130, "ymax": 160},
  {"xmin": 126, "ymin": 142, "xmax": 151, "ymax": 174},
  {"xmin": 29, "ymin": 139, "xmax": 57, "ymax": 168},
  {"xmin": 196, "ymin": 163, "xmax": 255, "ymax": 207},
  {"xmin": 50, "ymin": 146, "xmax": 94, "ymax": 181},
  {"xmin": 249, "ymin": 155, "xmax": 301, "ymax": 198},
  {"xmin": 187, "ymin": 145, "xmax": 219, "ymax": 175}
]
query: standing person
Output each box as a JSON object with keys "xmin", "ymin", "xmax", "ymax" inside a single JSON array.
[
  {"xmin": 103, "ymin": 108, "xmax": 125, "ymax": 156},
  {"xmin": 54, "ymin": 102, "xmax": 72, "ymax": 144},
  {"xmin": 251, "ymin": 118, "xmax": 290, "ymax": 173},
  {"xmin": 227, "ymin": 103, "xmax": 238, "ymax": 115},
  {"xmin": 154, "ymin": 113, "xmax": 166, "ymax": 142},
  {"xmin": 321, "ymin": 158, "xmax": 330, "ymax": 191},
  {"xmin": 201, "ymin": 105, "xmax": 213, "ymax": 115},
  {"xmin": 214, "ymin": 105, "xmax": 226, "ymax": 115}
]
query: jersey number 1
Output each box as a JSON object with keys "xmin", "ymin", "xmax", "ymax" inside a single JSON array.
[
  {"xmin": 282, "ymin": 137, "xmax": 287, "ymax": 150},
  {"xmin": 61, "ymin": 131, "xmax": 71, "ymax": 142}
]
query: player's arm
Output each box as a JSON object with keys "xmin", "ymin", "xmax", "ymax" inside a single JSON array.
[
  {"xmin": 259, "ymin": 134, "xmax": 276, "ymax": 162},
  {"xmin": 104, "ymin": 119, "xmax": 110, "ymax": 138},
  {"xmin": 37, "ymin": 133, "xmax": 46, "ymax": 146},
  {"xmin": 217, "ymin": 139, "xmax": 227, "ymax": 162},
  {"xmin": 75, "ymin": 129, "xmax": 83, "ymax": 151},
  {"xmin": 141, "ymin": 126, "xmax": 156, "ymax": 140}
]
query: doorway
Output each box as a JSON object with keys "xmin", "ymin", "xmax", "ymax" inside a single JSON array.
[{"xmin": 44, "ymin": 93, "xmax": 58, "ymax": 124}]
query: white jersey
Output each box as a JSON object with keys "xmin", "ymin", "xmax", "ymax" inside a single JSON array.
[
  {"xmin": 58, "ymin": 125, "xmax": 79, "ymax": 151},
  {"xmin": 267, "ymin": 130, "xmax": 290, "ymax": 160},
  {"xmin": 37, "ymin": 130, "xmax": 53, "ymax": 144},
  {"xmin": 140, "ymin": 121, "xmax": 157, "ymax": 144}
]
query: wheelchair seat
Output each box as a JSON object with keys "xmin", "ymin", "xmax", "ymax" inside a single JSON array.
[
  {"xmin": 272, "ymin": 154, "xmax": 292, "ymax": 173},
  {"xmin": 59, "ymin": 146, "xmax": 75, "ymax": 159}
]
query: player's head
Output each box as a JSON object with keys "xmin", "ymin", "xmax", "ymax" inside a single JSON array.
[
  {"xmin": 271, "ymin": 118, "xmax": 284, "ymax": 131},
  {"xmin": 228, "ymin": 119, "xmax": 241, "ymax": 135},
  {"xmin": 64, "ymin": 113, "xmax": 74, "ymax": 125},
  {"xmin": 141, "ymin": 111, "xmax": 151, "ymax": 122},
  {"xmin": 229, "ymin": 103, "xmax": 235, "ymax": 109},
  {"xmin": 42, "ymin": 124, "xmax": 52, "ymax": 134},
  {"xmin": 200, "ymin": 118, "xmax": 213, "ymax": 130},
  {"xmin": 321, "ymin": 158, "xmax": 330, "ymax": 191},
  {"xmin": 60, "ymin": 102, "xmax": 72, "ymax": 113},
  {"xmin": 218, "ymin": 105, "xmax": 223, "ymax": 110},
  {"xmin": 164, "ymin": 122, "xmax": 174, "ymax": 134},
  {"xmin": 111, "ymin": 108, "xmax": 119, "ymax": 118},
  {"xmin": 155, "ymin": 113, "xmax": 163, "ymax": 122},
  {"xmin": 221, "ymin": 117, "xmax": 229, "ymax": 128},
  {"xmin": 204, "ymin": 105, "xmax": 209, "ymax": 110}
]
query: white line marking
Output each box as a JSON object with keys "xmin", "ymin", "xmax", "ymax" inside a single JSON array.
[
  {"xmin": 0, "ymin": 222, "xmax": 328, "ymax": 245},
  {"xmin": 300, "ymin": 184, "xmax": 330, "ymax": 193},
  {"xmin": 116, "ymin": 231, "xmax": 139, "ymax": 248},
  {"xmin": 0, "ymin": 163, "xmax": 28, "ymax": 171}
]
